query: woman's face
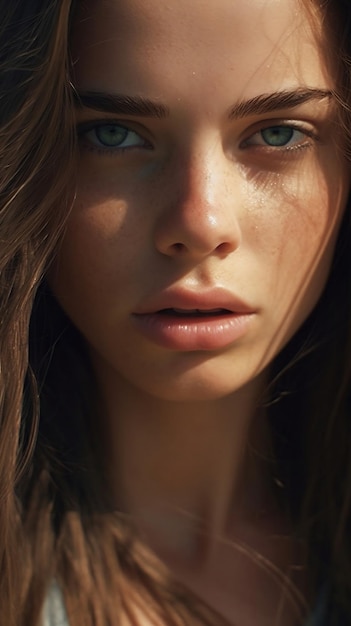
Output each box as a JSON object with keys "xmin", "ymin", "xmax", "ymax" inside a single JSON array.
[{"xmin": 50, "ymin": 0, "xmax": 350, "ymax": 401}]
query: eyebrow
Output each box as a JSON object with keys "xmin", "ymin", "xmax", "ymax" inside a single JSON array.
[
  {"xmin": 74, "ymin": 91, "xmax": 169, "ymax": 119},
  {"xmin": 74, "ymin": 87, "xmax": 332, "ymax": 120},
  {"xmin": 228, "ymin": 88, "xmax": 332, "ymax": 119}
]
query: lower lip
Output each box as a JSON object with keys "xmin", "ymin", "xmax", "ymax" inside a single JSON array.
[{"xmin": 132, "ymin": 312, "xmax": 255, "ymax": 351}]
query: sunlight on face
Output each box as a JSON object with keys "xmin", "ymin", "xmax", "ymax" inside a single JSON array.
[{"xmin": 49, "ymin": 0, "xmax": 350, "ymax": 402}]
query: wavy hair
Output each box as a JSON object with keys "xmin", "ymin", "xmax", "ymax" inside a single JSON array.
[{"xmin": 0, "ymin": 1, "xmax": 75, "ymax": 624}]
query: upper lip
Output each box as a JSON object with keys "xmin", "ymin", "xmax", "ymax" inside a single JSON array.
[{"xmin": 134, "ymin": 287, "xmax": 256, "ymax": 315}]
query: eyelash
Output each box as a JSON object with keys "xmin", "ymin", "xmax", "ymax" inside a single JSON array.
[
  {"xmin": 241, "ymin": 122, "xmax": 318, "ymax": 152},
  {"xmin": 77, "ymin": 120, "xmax": 152, "ymax": 155},
  {"xmin": 76, "ymin": 119, "xmax": 318, "ymax": 156}
]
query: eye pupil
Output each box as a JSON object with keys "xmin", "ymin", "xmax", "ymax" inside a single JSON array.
[
  {"xmin": 95, "ymin": 125, "xmax": 128, "ymax": 147},
  {"xmin": 261, "ymin": 126, "xmax": 294, "ymax": 147}
]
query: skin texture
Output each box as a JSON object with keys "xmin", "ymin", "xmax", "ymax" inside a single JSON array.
[
  {"xmin": 48, "ymin": 1, "xmax": 350, "ymax": 624},
  {"xmin": 53, "ymin": 0, "xmax": 348, "ymax": 404}
]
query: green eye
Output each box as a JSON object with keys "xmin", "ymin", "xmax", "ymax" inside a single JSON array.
[
  {"xmin": 95, "ymin": 124, "xmax": 130, "ymax": 147},
  {"xmin": 78, "ymin": 122, "xmax": 148, "ymax": 151},
  {"xmin": 260, "ymin": 126, "xmax": 294, "ymax": 147},
  {"xmin": 243, "ymin": 125, "xmax": 307, "ymax": 150}
]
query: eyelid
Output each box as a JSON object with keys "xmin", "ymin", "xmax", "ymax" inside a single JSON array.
[
  {"xmin": 76, "ymin": 116, "xmax": 149, "ymax": 132},
  {"xmin": 76, "ymin": 118, "xmax": 154, "ymax": 150},
  {"xmin": 239, "ymin": 119, "xmax": 320, "ymax": 149}
]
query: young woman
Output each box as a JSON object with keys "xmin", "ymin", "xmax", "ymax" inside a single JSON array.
[{"xmin": 1, "ymin": 0, "xmax": 351, "ymax": 625}]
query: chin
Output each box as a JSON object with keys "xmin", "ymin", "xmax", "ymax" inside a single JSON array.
[{"xmin": 129, "ymin": 366, "xmax": 263, "ymax": 404}]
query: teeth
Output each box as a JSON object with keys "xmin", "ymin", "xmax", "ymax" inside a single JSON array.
[
  {"xmin": 173, "ymin": 309, "xmax": 223, "ymax": 315},
  {"xmin": 166, "ymin": 308, "xmax": 225, "ymax": 315}
]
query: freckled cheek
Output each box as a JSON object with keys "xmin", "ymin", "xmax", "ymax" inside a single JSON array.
[{"xmin": 244, "ymin": 177, "xmax": 337, "ymax": 303}]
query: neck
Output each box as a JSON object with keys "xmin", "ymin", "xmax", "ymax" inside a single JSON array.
[{"xmin": 95, "ymin": 364, "xmax": 275, "ymax": 564}]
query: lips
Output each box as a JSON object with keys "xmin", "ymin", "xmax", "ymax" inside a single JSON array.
[
  {"xmin": 134, "ymin": 286, "xmax": 254, "ymax": 315},
  {"xmin": 158, "ymin": 307, "xmax": 229, "ymax": 316},
  {"xmin": 132, "ymin": 288, "xmax": 256, "ymax": 351}
]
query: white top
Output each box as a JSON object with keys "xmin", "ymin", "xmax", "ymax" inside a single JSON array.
[
  {"xmin": 42, "ymin": 582, "xmax": 69, "ymax": 626},
  {"xmin": 42, "ymin": 581, "xmax": 327, "ymax": 626}
]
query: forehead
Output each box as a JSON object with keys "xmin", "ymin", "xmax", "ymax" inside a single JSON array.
[{"xmin": 72, "ymin": 0, "xmax": 331, "ymax": 101}]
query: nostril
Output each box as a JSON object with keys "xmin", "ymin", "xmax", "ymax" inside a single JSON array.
[
  {"xmin": 154, "ymin": 210, "xmax": 241, "ymax": 258},
  {"xmin": 215, "ymin": 241, "xmax": 238, "ymax": 256},
  {"xmin": 172, "ymin": 242, "xmax": 186, "ymax": 252}
]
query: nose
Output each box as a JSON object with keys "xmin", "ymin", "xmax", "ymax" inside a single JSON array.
[{"xmin": 153, "ymin": 144, "xmax": 242, "ymax": 260}]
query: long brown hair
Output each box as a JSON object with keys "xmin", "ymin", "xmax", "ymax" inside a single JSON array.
[
  {"xmin": 0, "ymin": 1, "xmax": 351, "ymax": 625},
  {"xmin": 0, "ymin": 1, "xmax": 75, "ymax": 624}
]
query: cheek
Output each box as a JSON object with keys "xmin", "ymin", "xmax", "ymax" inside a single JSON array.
[
  {"xmin": 58, "ymin": 171, "xmax": 149, "ymax": 281},
  {"xmin": 249, "ymin": 160, "xmax": 340, "ymax": 268},
  {"xmin": 246, "ymin": 163, "xmax": 345, "ymax": 349},
  {"xmin": 48, "ymin": 201, "xmax": 128, "ymax": 317},
  {"xmin": 49, "ymin": 148, "xmax": 166, "ymax": 321}
]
